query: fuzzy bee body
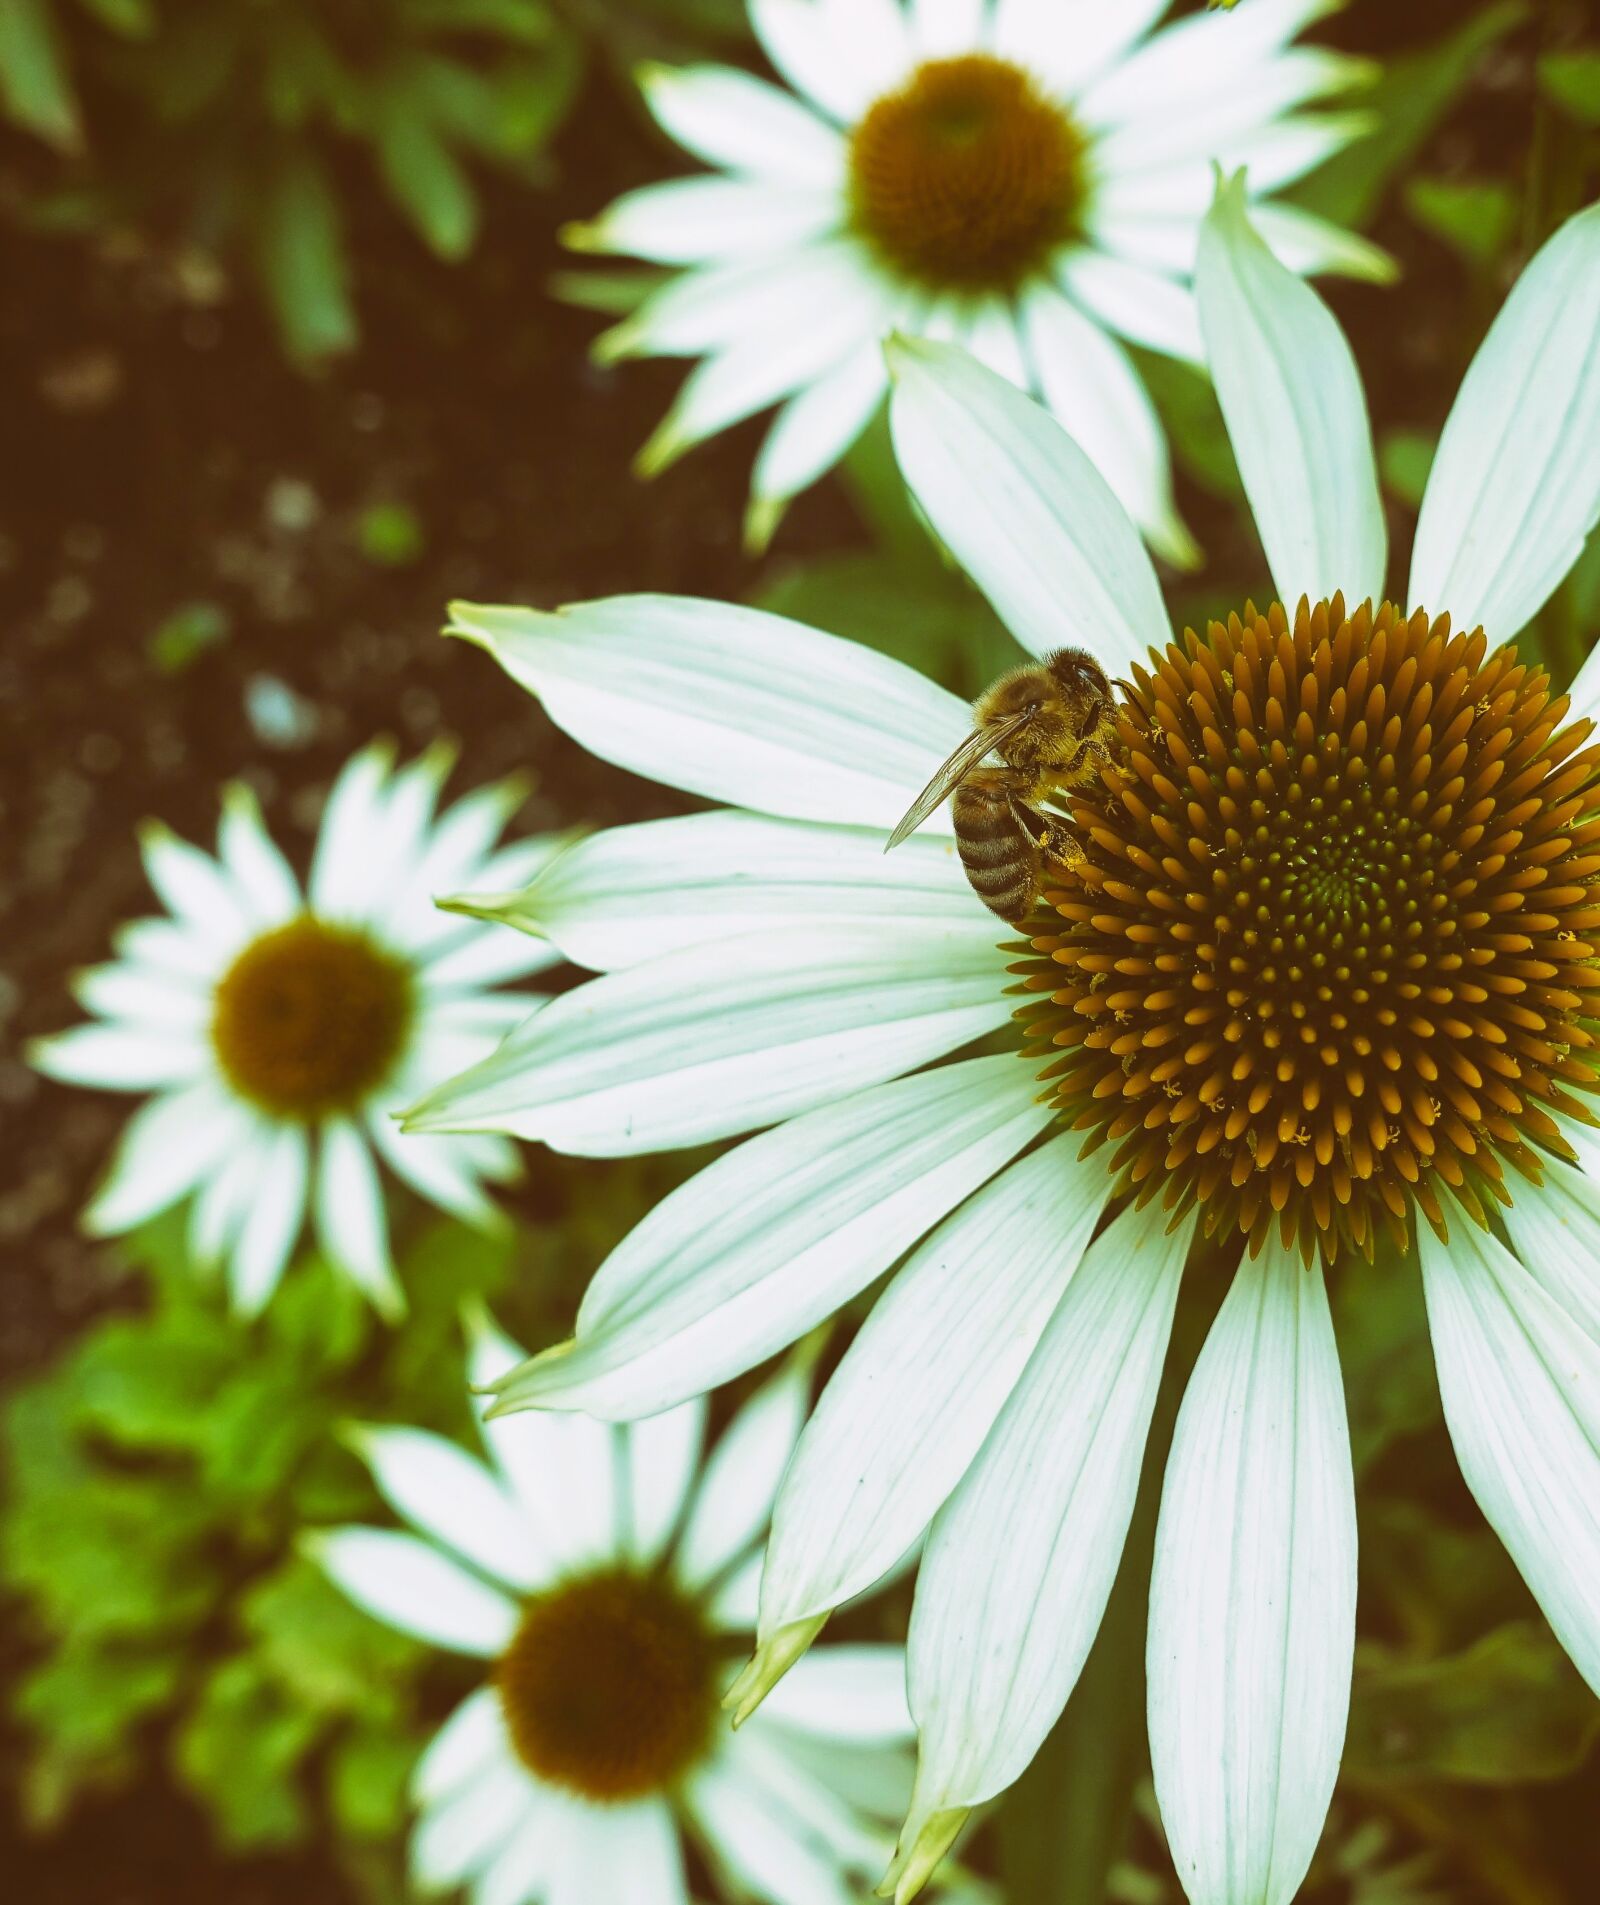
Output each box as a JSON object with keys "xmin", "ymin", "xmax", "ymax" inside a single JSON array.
[{"xmin": 886, "ymin": 647, "xmax": 1119, "ymax": 923}]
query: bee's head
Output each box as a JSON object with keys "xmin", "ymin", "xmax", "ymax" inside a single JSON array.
[{"xmin": 978, "ymin": 649, "xmax": 1116, "ymax": 767}]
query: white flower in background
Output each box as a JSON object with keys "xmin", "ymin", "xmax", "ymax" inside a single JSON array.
[
  {"xmin": 571, "ymin": 0, "xmax": 1386, "ymax": 558},
  {"xmin": 30, "ymin": 743, "xmax": 562, "ymax": 1319},
  {"xmin": 311, "ymin": 1320, "xmax": 918, "ymax": 1905},
  {"xmin": 404, "ymin": 193, "xmax": 1600, "ymax": 1905}
]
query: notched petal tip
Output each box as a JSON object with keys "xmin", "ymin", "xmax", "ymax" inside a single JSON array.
[
  {"xmin": 722, "ymin": 1613, "xmax": 829, "ymax": 1727},
  {"xmin": 743, "ymin": 493, "xmax": 787, "ymax": 559},
  {"xmin": 878, "ymin": 1808, "xmax": 969, "ymax": 1905},
  {"xmin": 478, "ymin": 1337, "xmax": 579, "ymax": 1413}
]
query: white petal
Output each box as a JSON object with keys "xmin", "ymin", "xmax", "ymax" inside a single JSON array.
[
  {"xmin": 448, "ymin": 595, "xmax": 969, "ymax": 833},
  {"xmin": 1409, "ymin": 202, "xmax": 1600, "ymax": 641},
  {"xmin": 547, "ymin": 1796, "xmax": 686, "ymax": 1905},
  {"xmin": 72, "ymin": 961, "xmax": 209, "ymax": 1031},
  {"xmin": 458, "ymin": 812, "xmax": 975, "ymax": 974},
  {"xmin": 640, "ymin": 63, "xmax": 847, "ymax": 187},
  {"xmin": 719, "ymin": 1722, "xmax": 890, "ymax": 1867},
  {"xmin": 471, "ymin": 1793, "xmax": 559, "ymax": 1905},
  {"xmin": 891, "ymin": 1202, "xmax": 1189, "ymax": 1868},
  {"xmin": 367, "ymin": 1112, "xmax": 511, "ymax": 1226},
  {"xmin": 1196, "ymin": 175, "xmax": 1385, "ymax": 612},
  {"xmin": 1055, "ymin": 249, "xmax": 1203, "ymax": 363},
  {"xmin": 349, "ymin": 1425, "xmax": 549, "ymax": 1592},
  {"xmin": 761, "ymin": 1645, "xmax": 913, "ymax": 1742},
  {"xmin": 468, "ymin": 1316, "xmax": 624, "ymax": 1571},
  {"xmin": 1148, "ymin": 1242, "xmax": 1357, "ymax": 1905},
  {"xmin": 139, "ymin": 821, "xmax": 254, "ymax": 955},
  {"xmin": 308, "ymin": 742, "xmax": 397, "ymax": 919},
  {"xmin": 751, "ymin": 0, "xmax": 914, "ymax": 124},
  {"xmin": 314, "ymin": 1119, "xmax": 403, "ymax": 1319},
  {"xmin": 708, "ymin": 1547, "xmax": 766, "ymax": 1632},
  {"xmin": 908, "ymin": 0, "xmax": 984, "ymax": 58},
  {"xmin": 752, "ymin": 343, "xmax": 888, "ymax": 520},
  {"xmin": 888, "ymin": 335, "xmax": 1168, "ymax": 668},
  {"xmin": 624, "ymin": 1396, "xmax": 707, "ymax": 1565},
  {"xmin": 405, "ymin": 922, "xmax": 1013, "ymax": 1154},
  {"xmin": 677, "ymin": 1365, "xmax": 808, "ymax": 1590},
  {"xmin": 1418, "ymin": 1211, "xmax": 1600, "ymax": 1696},
  {"xmin": 761, "ymin": 1135, "xmax": 1113, "ymax": 1648},
  {"xmin": 1020, "ymin": 283, "xmax": 1197, "ymax": 567},
  {"xmin": 311, "ymin": 1527, "xmax": 519, "ymax": 1655},
  {"xmin": 228, "ymin": 1122, "xmax": 309, "ymax": 1317},
  {"xmin": 420, "ymin": 924, "xmax": 560, "ymax": 993},
  {"xmin": 1244, "ymin": 202, "xmax": 1397, "ymax": 284},
  {"xmin": 217, "ymin": 785, "xmax": 302, "ymax": 924},
  {"xmin": 1498, "ymin": 1162, "xmax": 1600, "ymax": 1347},
  {"xmin": 29, "ymin": 1022, "xmax": 208, "ymax": 1091},
  {"xmin": 1093, "ymin": 113, "xmax": 1377, "ymax": 224},
  {"xmin": 84, "ymin": 1080, "xmax": 250, "ymax": 1234},
  {"xmin": 1078, "ymin": 0, "xmax": 1340, "ymax": 126},
  {"xmin": 688, "ymin": 1756, "xmax": 865, "ymax": 1905},
  {"xmin": 113, "ymin": 915, "xmax": 222, "ymax": 985},
  {"xmin": 415, "ymin": 1687, "xmax": 507, "ymax": 1802},
  {"xmin": 612, "ymin": 241, "xmax": 885, "ymax": 361},
  {"xmin": 485, "ymin": 1055, "xmax": 1054, "ymax": 1420},
  {"xmin": 993, "ymin": 0, "xmax": 1169, "ymax": 96},
  {"xmin": 959, "ymin": 300, "xmax": 1030, "ymax": 389},
  {"xmin": 413, "ymin": 1759, "xmax": 534, "ymax": 1891},
  {"xmin": 190, "ymin": 1131, "xmax": 269, "ymax": 1269},
  {"xmin": 576, "ymin": 175, "xmax": 840, "ymax": 264}
]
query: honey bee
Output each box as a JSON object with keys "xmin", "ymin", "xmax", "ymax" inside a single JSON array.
[{"xmin": 885, "ymin": 647, "xmax": 1120, "ymax": 923}]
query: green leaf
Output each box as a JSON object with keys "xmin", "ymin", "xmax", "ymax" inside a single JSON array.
[
  {"xmin": 1134, "ymin": 350, "xmax": 1245, "ymax": 502},
  {"xmin": 148, "ymin": 599, "xmax": 231, "ymax": 675},
  {"xmin": 69, "ymin": 1311, "xmax": 241, "ymax": 1450},
  {"xmin": 1361, "ymin": 1497, "xmax": 1526, "ymax": 1655},
  {"xmin": 1288, "ymin": 2, "xmax": 1528, "ymax": 231},
  {"xmin": 357, "ymin": 500, "xmax": 426, "ymax": 567},
  {"xmin": 328, "ymin": 1723, "xmax": 422, "ymax": 1841},
  {"xmin": 1539, "ymin": 50, "xmax": 1600, "ymax": 125},
  {"xmin": 76, "ymin": 0, "xmax": 154, "ymax": 35},
  {"xmin": 1328, "ymin": 1244, "xmax": 1441, "ymax": 1476},
  {"xmin": 0, "ymin": 0, "xmax": 82, "ymax": 150},
  {"xmin": 375, "ymin": 99, "xmax": 480, "ymax": 258},
  {"xmin": 174, "ymin": 1658, "xmax": 319, "ymax": 1850},
  {"xmin": 242, "ymin": 1558, "xmax": 424, "ymax": 1719},
  {"xmin": 1378, "ymin": 428, "xmax": 1437, "ymax": 509},
  {"xmin": 1405, "ymin": 176, "xmax": 1518, "ymax": 270},
  {"xmin": 14, "ymin": 1637, "xmax": 184, "ymax": 1765},
  {"xmin": 1346, "ymin": 1623, "xmax": 1600, "ymax": 1785},
  {"xmin": 254, "ymin": 152, "xmax": 358, "ymax": 363}
]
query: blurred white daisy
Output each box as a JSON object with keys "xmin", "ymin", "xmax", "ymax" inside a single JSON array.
[
  {"xmin": 30, "ymin": 742, "xmax": 561, "ymax": 1319},
  {"xmin": 572, "ymin": 0, "xmax": 1386, "ymax": 557},
  {"xmin": 405, "ymin": 194, "xmax": 1600, "ymax": 1905},
  {"xmin": 310, "ymin": 1320, "xmax": 918, "ymax": 1905}
]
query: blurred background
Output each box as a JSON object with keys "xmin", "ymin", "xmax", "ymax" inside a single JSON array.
[{"xmin": 1, "ymin": 0, "xmax": 1598, "ymax": 1899}]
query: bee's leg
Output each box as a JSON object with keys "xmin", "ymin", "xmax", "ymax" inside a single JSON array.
[{"xmin": 1036, "ymin": 818, "xmax": 1087, "ymax": 873}]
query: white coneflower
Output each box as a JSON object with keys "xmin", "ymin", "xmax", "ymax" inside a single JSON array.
[
  {"xmin": 310, "ymin": 1319, "xmax": 919, "ymax": 1905},
  {"xmin": 571, "ymin": 0, "xmax": 1384, "ymax": 556},
  {"xmin": 407, "ymin": 196, "xmax": 1600, "ymax": 1905},
  {"xmin": 30, "ymin": 743, "xmax": 561, "ymax": 1317}
]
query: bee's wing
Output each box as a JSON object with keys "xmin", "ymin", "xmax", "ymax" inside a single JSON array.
[{"xmin": 884, "ymin": 713, "xmax": 1031, "ymax": 852}]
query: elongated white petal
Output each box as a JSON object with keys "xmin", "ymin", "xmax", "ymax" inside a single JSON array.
[
  {"xmin": 113, "ymin": 914, "xmax": 220, "ymax": 985},
  {"xmin": 641, "ymin": 63, "xmax": 847, "ymax": 187},
  {"xmin": 1148, "ymin": 1242, "xmax": 1357, "ymax": 1905},
  {"xmin": 457, "ymin": 812, "xmax": 973, "ymax": 974},
  {"xmin": 84, "ymin": 1080, "xmax": 249, "ymax": 1234},
  {"xmin": 29, "ymin": 1023, "xmax": 208, "ymax": 1091},
  {"xmin": 307, "ymin": 742, "xmax": 398, "ymax": 920},
  {"xmin": 993, "ymin": 0, "xmax": 1169, "ymax": 96},
  {"xmin": 190, "ymin": 1134, "xmax": 268, "ymax": 1270},
  {"xmin": 406, "ymin": 922, "xmax": 1012, "ymax": 1154},
  {"xmin": 888, "ymin": 1202, "xmax": 1189, "ymax": 1891},
  {"xmin": 1409, "ymin": 203, "xmax": 1600, "ymax": 642},
  {"xmin": 218, "ymin": 785, "xmax": 301, "ymax": 924},
  {"xmin": 348, "ymin": 1425, "xmax": 548, "ymax": 1593},
  {"xmin": 547, "ymin": 1797, "xmax": 686, "ymax": 1905},
  {"xmin": 751, "ymin": 0, "xmax": 913, "ymax": 124},
  {"xmin": 760, "ymin": 1135, "xmax": 1113, "ymax": 1654},
  {"xmin": 1498, "ymin": 1161, "xmax": 1600, "ymax": 1346},
  {"xmin": 887, "ymin": 335, "xmax": 1169, "ymax": 668},
  {"xmin": 625, "ymin": 1396, "xmax": 707, "ymax": 1565},
  {"xmin": 139, "ymin": 821, "xmax": 254, "ymax": 955},
  {"xmin": 960, "ymin": 300, "xmax": 1030, "ymax": 389},
  {"xmin": 413, "ymin": 1759, "xmax": 534, "ymax": 1890},
  {"xmin": 1055, "ymin": 250, "xmax": 1203, "ymax": 363},
  {"xmin": 1021, "ymin": 283, "xmax": 1197, "ymax": 568},
  {"xmin": 678, "ymin": 1365, "xmax": 808, "ymax": 1589},
  {"xmin": 448, "ymin": 596, "xmax": 968, "ymax": 832},
  {"xmin": 1094, "ymin": 113, "xmax": 1378, "ymax": 224},
  {"xmin": 228, "ymin": 1123, "xmax": 309, "ymax": 1317},
  {"xmin": 366, "ymin": 1113, "xmax": 510, "ymax": 1227},
  {"xmin": 720, "ymin": 1722, "xmax": 891, "ymax": 1867},
  {"xmin": 752, "ymin": 342, "xmax": 888, "ymax": 528},
  {"xmin": 1079, "ymin": 0, "xmax": 1339, "ymax": 126},
  {"xmin": 612, "ymin": 241, "xmax": 884, "ymax": 361},
  {"xmin": 909, "ymin": 0, "xmax": 984, "ymax": 59},
  {"xmin": 575, "ymin": 176, "xmax": 840, "ymax": 264},
  {"xmin": 311, "ymin": 1527, "xmax": 519, "ymax": 1655},
  {"xmin": 414, "ymin": 1687, "xmax": 506, "ymax": 1803},
  {"xmin": 72, "ymin": 962, "xmax": 209, "ymax": 1030},
  {"xmin": 1196, "ymin": 175, "xmax": 1385, "ymax": 612},
  {"xmin": 1245, "ymin": 202, "xmax": 1396, "ymax": 284},
  {"xmin": 468, "ymin": 1316, "xmax": 623, "ymax": 1571},
  {"xmin": 689, "ymin": 1754, "xmax": 869, "ymax": 1905},
  {"xmin": 762, "ymin": 1645, "xmax": 913, "ymax": 1742},
  {"xmin": 485, "ymin": 1055, "xmax": 1053, "ymax": 1420},
  {"xmin": 315, "ymin": 1120, "xmax": 403, "ymax": 1320},
  {"xmin": 1418, "ymin": 1212, "xmax": 1600, "ymax": 1695},
  {"xmin": 472, "ymin": 1793, "xmax": 559, "ymax": 1905},
  {"xmin": 709, "ymin": 1548, "xmax": 765, "ymax": 1632}
]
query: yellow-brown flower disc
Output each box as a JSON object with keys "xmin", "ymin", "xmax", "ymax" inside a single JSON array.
[
  {"xmin": 848, "ymin": 56, "xmax": 1086, "ymax": 292},
  {"xmin": 1015, "ymin": 596, "xmax": 1600, "ymax": 1261},
  {"xmin": 495, "ymin": 1569, "xmax": 718, "ymax": 1800},
  {"xmin": 211, "ymin": 916, "xmax": 413, "ymax": 1119}
]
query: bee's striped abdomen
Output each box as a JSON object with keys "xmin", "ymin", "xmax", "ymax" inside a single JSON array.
[{"xmin": 953, "ymin": 777, "xmax": 1039, "ymax": 924}]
